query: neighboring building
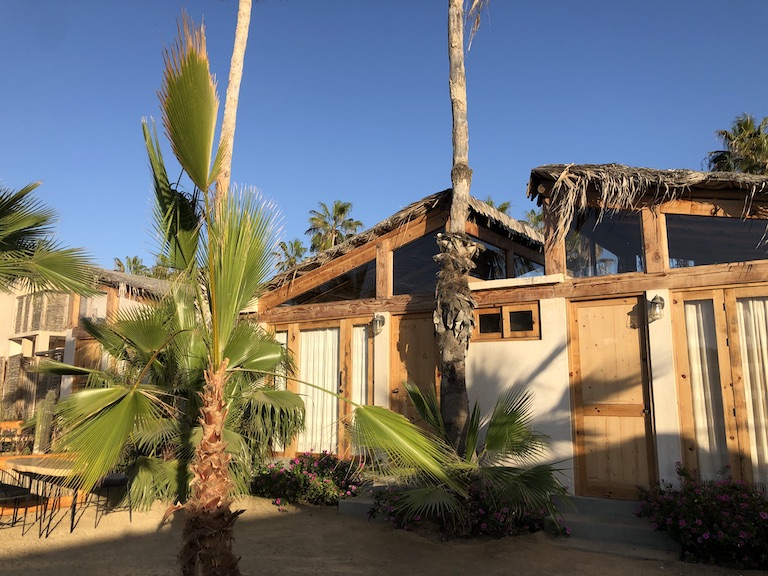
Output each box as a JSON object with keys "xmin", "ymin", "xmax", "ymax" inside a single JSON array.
[
  {"xmin": 258, "ymin": 165, "xmax": 768, "ymax": 500},
  {"xmin": 0, "ymin": 270, "xmax": 167, "ymax": 420}
]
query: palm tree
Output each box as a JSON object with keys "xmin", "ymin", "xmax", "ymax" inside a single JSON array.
[
  {"xmin": 113, "ymin": 255, "xmax": 151, "ymax": 276},
  {"xmin": 707, "ymin": 113, "xmax": 768, "ymax": 174},
  {"xmin": 0, "ymin": 183, "xmax": 92, "ymax": 294},
  {"xmin": 274, "ymin": 239, "xmax": 306, "ymax": 272},
  {"xmin": 49, "ymin": 12, "xmax": 287, "ymax": 576},
  {"xmin": 483, "ymin": 195, "xmax": 511, "ymax": 215},
  {"xmin": 434, "ymin": 0, "xmax": 488, "ymax": 453},
  {"xmin": 305, "ymin": 200, "xmax": 362, "ymax": 253},
  {"xmin": 522, "ymin": 208, "xmax": 544, "ymax": 233},
  {"xmin": 356, "ymin": 382, "xmax": 567, "ymax": 536}
]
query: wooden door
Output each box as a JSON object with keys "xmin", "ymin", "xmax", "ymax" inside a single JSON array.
[
  {"xmin": 390, "ymin": 314, "xmax": 439, "ymax": 423},
  {"xmin": 570, "ymin": 297, "xmax": 656, "ymax": 499}
]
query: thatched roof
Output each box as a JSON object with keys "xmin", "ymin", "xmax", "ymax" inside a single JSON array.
[
  {"xmin": 266, "ymin": 190, "xmax": 543, "ymax": 291},
  {"xmin": 527, "ymin": 163, "xmax": 768, "ymax": 245},
  {"xmin": 93, "ymin": 269, "xmax": 170, "ymax": 298}
]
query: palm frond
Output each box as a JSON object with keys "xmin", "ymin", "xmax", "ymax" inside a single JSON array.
[
  {"xmin": 160, "ymin": 13, "xmax": 221, "ymax": 192},
  {"xmin": 391, "ymin": 485, "xmax": 464, "ymax": 525},
  {"xmin": 463, "ymin": 401, "xmax": 481, "ymax": 463},
  {"xmin": 56, "ymin": 386, "xmax": 171, "ymax": 490},
  {"xmin": 351, "ymin": 405, "xmax": 466, "ymax": 495},
  {"xmin": 475, "ymin": 464, "xmax": 566, "ymax": 517},
  {"xmin": 404, "ymin": 380, "xmax": 445, "ymax": 438},
  {"xmin": 483, "ymin": 388, "xmax": 547, "ymax": 461},
  {"xmin": 143, "ymin": 119, "xmax": 201, "ymax": 271}
]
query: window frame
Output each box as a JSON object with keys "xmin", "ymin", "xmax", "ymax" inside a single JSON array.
[{"xmin": 473, "ymin": 302, "xmax": 540, "ymax": 341}]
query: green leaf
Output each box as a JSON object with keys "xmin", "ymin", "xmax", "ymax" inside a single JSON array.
[{"xmin": 160, "ymin": 14, "xmax": 220, "ymax": 192}]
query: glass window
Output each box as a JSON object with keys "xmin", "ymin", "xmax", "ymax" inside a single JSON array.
[
  {"xmin": 667, "ymin": 214, "xmax": 768, "ymax": 268},
  {"xmin": 283, "ymin": 261, "xmax": 376, "ymax": 305},
  {"xmin": 393, "ymin": 234, "xmax": 440, "ymax": 295},
  {"xmin": 565, "ymin": 209, "xmax": 643, "ymax": 277}
]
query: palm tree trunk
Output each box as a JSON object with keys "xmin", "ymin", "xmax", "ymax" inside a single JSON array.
[
  {"xmin": 434, "ymin": 0, "xmax": 478, "ymax": 454},
  {"xmin": 215, "ymin": 0, "xmax": 253, "ymax": 205},
  {"xmin": 180, "ymin": 360, "xmax": 243, "ymax": 576}
]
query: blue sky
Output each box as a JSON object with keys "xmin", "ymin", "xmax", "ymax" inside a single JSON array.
[{"xmin": 2, "ymin": 1, "xmax": 767, "ymax": 270}]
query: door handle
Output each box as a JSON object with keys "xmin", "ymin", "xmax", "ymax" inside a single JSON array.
[
  {"xmin": 642, "ymin": 408, "xmax": 651, "ymax": 416},
  {"xmin": 392, "ymin": 388, "xmax": 399, "ymax": 394}
]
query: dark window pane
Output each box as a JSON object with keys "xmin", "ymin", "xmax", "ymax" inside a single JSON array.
[
  {"xmin": 478, "ymin": 312, "xmax": 502, "ymax": 334},
  {"xmin": 508, "ymin": 310, "xmax": 534, "ymax": 332},
  {"xmin": 565, "ymin": 209, "xmax": 643, "ymax": 277},
  {"xmin": 283, "ymin": 261, "xmax": 376, "ymax": 305},
  {"xmin": 468, "ymin": 236, "xmax": 506, "ymax": 280},
  {"xmin": 393, "ymin": 234, "xmax": 440, "ymax": 295},
  {"xmin": 667, "ymin": 214, "xmax": 768, "ymax": 268}
]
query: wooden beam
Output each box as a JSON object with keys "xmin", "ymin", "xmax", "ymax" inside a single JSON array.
[
  {"xmin": 543, "ymin": 198, "xmax": 565, "ymax": 275},
  {"xmin": 259, "ymin": 293, "xmax": 436, "ymax": 325},
  {"xmin": 375, "ymin": 239, "xmax": 393, "ymax": 299},
  {"xmin": 641, "ymin": 207, "xmax": 668, "ymax": 273}
]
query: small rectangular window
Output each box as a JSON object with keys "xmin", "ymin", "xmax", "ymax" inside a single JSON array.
[{"xmin": 474, "ymin": 302, "xmax": 540, "ymax": 341}]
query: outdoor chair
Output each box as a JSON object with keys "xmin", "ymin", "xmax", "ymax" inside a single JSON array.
[
  {"xmin": 0, "ymin": 468, "xmax": 32, "ymax": 529},
  {"xmin": 91, "ymin": 472, "xmax": 132, "ymax": 527}
]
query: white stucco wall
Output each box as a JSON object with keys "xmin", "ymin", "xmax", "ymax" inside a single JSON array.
[{"xmin": 467, "ymin": 297, "xmax": 574, "ymax": 491}]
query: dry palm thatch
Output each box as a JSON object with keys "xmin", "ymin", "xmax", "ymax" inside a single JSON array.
[
  {"xmin": 527, "ymin": 163, "xmax": 768, "ymax": 248},
  {"xmin": 265, "ymin": 190, "xmax": 542, "ymax": 292}
]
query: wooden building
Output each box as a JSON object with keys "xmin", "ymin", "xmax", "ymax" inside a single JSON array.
[
  {"xmin": 257, "ymin": 190, "xmax": 544, "ymax": 456},
  {"xmin": 259, "ymin": 164, "xmax": 768, "ymax": 501}
]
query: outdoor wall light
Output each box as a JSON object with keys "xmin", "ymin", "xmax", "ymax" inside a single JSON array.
[
  {"xmin": 648, "ymin": 295, "xmax": 665, "ymax": 323},
  {"xmin": 372, "ymin": 314, "xmax": 386, "ymax": 336}
]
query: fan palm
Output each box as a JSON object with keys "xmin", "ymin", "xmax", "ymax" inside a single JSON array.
[
  {"xmin": 0, "ymin": 183, "xmax": 93, "ymax": 294},
  {"xmin": 305, "ymin": 200, "xmax": 362, "ymax": 253},
  {"xmin": 707, "ymin": 113, "xmax": 768, "ymax": 175},
  {"xmin": 274, "ymin": 238, "xmax": 307, "ymax": 272},
  {"xmin": 354, "ymin": 381, "xmax": 567, "ymax": 536}
]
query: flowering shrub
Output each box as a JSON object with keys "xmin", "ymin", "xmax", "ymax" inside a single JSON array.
[
  {"xmin": 251, "ymin": 451, "xmax": 363, "ymax": 506},
  {"xmin": 636, "ymin": 464, "xmax": 768, "ymax": 569},
  {"xmin": 369, "ymin": 485, "xmax": 568, "ymax": 539}
]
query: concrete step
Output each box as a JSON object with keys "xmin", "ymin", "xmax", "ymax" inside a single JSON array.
[
  {"xmin": 557, "ymin": 496, "xmax": 680, "ymax": 556},
  {"xmin": 338, "ymin": 494, "xmax": 376, "ymax": 520}
]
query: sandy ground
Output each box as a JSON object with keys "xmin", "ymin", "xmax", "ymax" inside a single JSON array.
[{"xmin": 0, "ymin": 497, "xmax": 765, "ymax": 576}]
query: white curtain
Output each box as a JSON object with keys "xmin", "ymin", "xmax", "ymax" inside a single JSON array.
[
  {"xmin": 737, "ymin": 297, "xmax": 768, "ymax": 485},
  {"xmin": 350, "ymin": 325, "xmax": 369, "ymax": 407},
  {"xmin": 684, "ymin": 300, "xmax": 729, "ymax": 480},
  {"xmin": 297, "ymin": 328, "xmax": 339, "ymax": 454}
]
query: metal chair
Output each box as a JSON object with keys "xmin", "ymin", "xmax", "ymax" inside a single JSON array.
[
  {"xmin": 91, "ymin": 472, "xmax": 132, "ymax": 527},
  {"xmin": 0, "ymin": 468, "xmax": 32, "ymax": 528}
]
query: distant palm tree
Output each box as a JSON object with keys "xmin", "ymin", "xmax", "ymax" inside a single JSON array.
[
  {"xmin": 522, "ymin": 208, "xmax": 544, "ymax": 232},
  {"xmin": 0, "ymin": 183, "xmax": 92, "ymax": 294},
  {"xmin": 113, "ymin": 255, "xmax": 150, "ymax": 276},
  {"xmin": 483, "ymin": 196, "xmax": 510, "ymax": 215},
  {"xmin": 274, "ymin": 239, "xmax": 306, "ymax": 272},
  {"xmin": 305, "ymin": 200, "xmax": 362, "ymax": 252},
  {"xmin": 707, "ymin": 113, "xmax": 768, "ymax": 174}
]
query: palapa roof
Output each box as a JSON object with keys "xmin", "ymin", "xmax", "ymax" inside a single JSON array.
[
  {"xmin": 93, "ymin": 269, "xmax": 170, "ymax": 298},
  {"xmin": 266, "ymin": 190, "xmax": 543, "ymax": 291},
  {"xmin": 527, "ymin": 163, "xmax": 768, "ymax": 244}
]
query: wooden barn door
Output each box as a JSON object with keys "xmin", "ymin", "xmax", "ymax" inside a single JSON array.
[
  {"xmin": 390, "ymin": 314, "xmax": 439, "ymax": 424},
  {"xmin": 570, "ymin": 297, "xmax": 656, "ymax": 499}
]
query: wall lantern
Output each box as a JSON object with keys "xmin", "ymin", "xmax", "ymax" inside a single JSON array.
[
  {"xmin": 372, "ymin": 314, "xmax": 386, "ymax": 336},
  {"xmin": 648, "ymin": 295, "xmax": 665, "ymax": 323}
]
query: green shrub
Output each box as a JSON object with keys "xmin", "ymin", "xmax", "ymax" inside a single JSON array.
[
  {"xmin": 636, "ymin": 464, "xmax": 768, "ymax": 568},
  {"xmin": 252, "ymin": 451, "xmax": 363, "ymax": 507},
  {"xmin": 369, "ymin": 485, "xmax": 568, "ymax": 539}
]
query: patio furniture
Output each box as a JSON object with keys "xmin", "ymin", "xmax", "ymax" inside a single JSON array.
[
  {"xmin": 0, "ymin": 468, "xmax": 32, "ymax": 528},
  {"xmin": 4, "ymin": 456, "xmax": 78, "ymax": 536},
  {"xmin": 91, "ymin": 472, "xmax": 132, "ymax": 527}
]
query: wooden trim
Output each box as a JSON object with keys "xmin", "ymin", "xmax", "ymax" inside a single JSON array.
[
  {"xmin": 375, "ymin": 239, "xmax": 393, "ymax": 299},
  {"xmin": 544, "ymin": 198, "xmax": 566, "ymax": 276},
  {"xmin": 259, "ymin": 293, "xmax": 436, "ymax": 325},
  {"xmin": 567, "ymin": 301, "xmax": 588, "ymax": 495},
  {"xmin": 660, "ymin": 198, "xmax": 765, "ymax": 219},
  {"xmin": 723, "ymin": 288, "xmax": 753, "ymax": 483},
  {"xmin": 641, "ymin": 207, "xmax": 667, "ymax": 273}
]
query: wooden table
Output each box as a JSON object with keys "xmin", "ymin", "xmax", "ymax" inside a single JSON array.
[{"xmin": 4, "ymin": 455, "xmax": 79, "ymax": 535}]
